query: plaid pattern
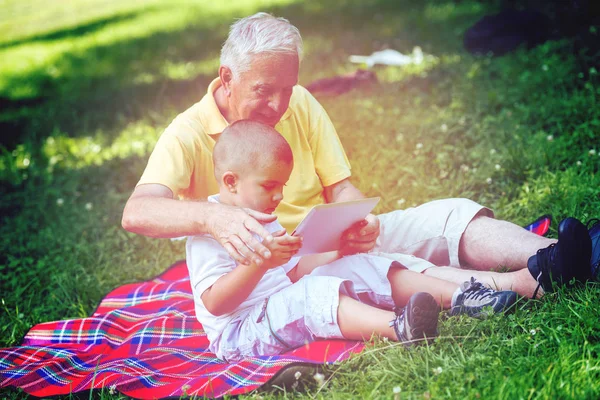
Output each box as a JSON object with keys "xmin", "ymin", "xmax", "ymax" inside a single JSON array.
[
  {"xmin": 0, "ymin": 217, "xmax": 547, "ymax": 398},
  {"xmin": 525, "ymin": 214, "xmax": 551, "ymax": 237},
  {"xmin": 0, "ymin": 260, "xmax": 363, "ymax": 398}
]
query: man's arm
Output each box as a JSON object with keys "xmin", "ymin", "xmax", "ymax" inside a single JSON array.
[
  {"xmin": 121, "ymin": 184, "xmax": 280, "ymax": 265},
  {"xmin": 323, "ymin": 178, "xmax": 381, "ymax": 254}
]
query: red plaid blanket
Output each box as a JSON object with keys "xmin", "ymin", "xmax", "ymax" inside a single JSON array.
[
  {"xmin": 0, "ymin": 260, "xmax": 363, "ymax": 398},
  {"xmin": 0, "ymin": 216, "xmax": 550, "ymax": 398}
]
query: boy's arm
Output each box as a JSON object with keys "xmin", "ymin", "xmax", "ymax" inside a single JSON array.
[
  {"xmin": 287, "ymin": 251, "xmax": 341, "ymax": 282},
  {"xmin": 201, "ymin": 261, "xmax": 268, "ymax": 316},
  {"xmin": 202, "ymin": 231, "xmax": 300, "ymax": 316}
]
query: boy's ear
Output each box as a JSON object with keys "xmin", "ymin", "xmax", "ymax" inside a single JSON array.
[
  {"xmin": 222, "ymin": 171, "xmax": 238, "ymax": 193},
  {"xmin": 219, "ymin": 66, "xmax": 233, "ymax": 97}
]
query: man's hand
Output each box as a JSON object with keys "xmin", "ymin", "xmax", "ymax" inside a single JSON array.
[
  {"xmin": 340, "ymin": 213, "xmax": 380, "ymax": 255},
  {"xmin": 262, "ymin": 229, "xmax": 303, "ymax": 269},
  {"xmin": 207, "ymin": 203, "xmax": 279, "ymax": 266}
]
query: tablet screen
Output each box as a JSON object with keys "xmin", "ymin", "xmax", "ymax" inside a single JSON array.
[{"xmin": 292, "ymin": 197, "xmax": 380, "ymax": 256}]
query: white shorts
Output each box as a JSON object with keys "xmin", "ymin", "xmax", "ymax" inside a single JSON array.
[
  {"xmin": 216, "ymin": 254, "xmax": 397, "ymax": 361},
  {"xmin": 371, "ymin": 198, "xmax": 493, "ymax": 272}
]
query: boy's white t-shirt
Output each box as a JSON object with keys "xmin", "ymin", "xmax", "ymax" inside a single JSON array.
[{"xmin": 186, "ymin": 194, "xmax": 300, "ymax": 351}]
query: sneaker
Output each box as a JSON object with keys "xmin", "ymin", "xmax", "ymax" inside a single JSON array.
[
  {"xmin": 390, "ymin": 292, "xmax": 439, "ymax": 346},
  {"xmin": 450, "ymin": 278, "xmax": 518, "ymax": 318},
  {"xmin": 527, "ymin": 217, "xmax": 592, "ymax": 296},
  {"xmin": 587, "ymin": 218, "xmax": 600, "ymax": 281}
]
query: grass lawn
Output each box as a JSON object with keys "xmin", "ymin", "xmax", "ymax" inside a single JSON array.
[{"xmin": 1, "ymin": 0, "xmax": 600, "ymax": 398}]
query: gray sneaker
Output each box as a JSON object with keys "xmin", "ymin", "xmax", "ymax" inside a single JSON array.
[
  {"xmin": 390, "ymin": 292, "xmax": 439, "ymax": 346},
  {"xmin": 450, "ymin": 278, "xmax": 518, "ymax": 318}
]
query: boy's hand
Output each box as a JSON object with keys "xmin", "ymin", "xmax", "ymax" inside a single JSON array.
[
  {"xmin": 262, "ymin": 229, "xmax": 303, "ymax": 269},
  {"xmin": 340, "ymin": 213, "xmax": 380, "ymax": 255}
]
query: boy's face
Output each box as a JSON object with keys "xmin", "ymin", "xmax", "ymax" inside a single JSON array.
[{"xmin": 233, "ymin": 160, "xmax": 293, "ymax": 214}]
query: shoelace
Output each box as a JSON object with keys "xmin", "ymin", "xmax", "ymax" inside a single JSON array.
[
  {"xmin": 462, "ymin": 279, "xmax": 493, "ymax": 300},
  {"xmin": 389, "ymin": 307, "xmax": 406, "ymax": 341},
  {"xmin": 531, "ymin": 243, "xmax": 556, "ymax": 299}
]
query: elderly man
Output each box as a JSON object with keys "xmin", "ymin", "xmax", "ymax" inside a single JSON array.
[{"xmin": 122, "ymin": 12, "xmax": 594, "ymax": 298}]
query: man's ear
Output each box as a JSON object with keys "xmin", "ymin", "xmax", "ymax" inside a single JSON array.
[
  {"xmin": 222, "ymin": 171, "xmax": 238, "ymax": 193},
  {"xmin": 219, "ymin": 65, "xmax": 234, "ymax": 97}
]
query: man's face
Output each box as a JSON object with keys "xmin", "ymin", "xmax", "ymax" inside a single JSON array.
[
  {"xmin": 234, "ymin": 160, "xmax": 293, "ymax": 214},
  {"xmin": 225, "ymin": 53, "xmax": 299, "ymax": 127}
]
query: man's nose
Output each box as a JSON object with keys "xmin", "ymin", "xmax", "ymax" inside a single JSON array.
[
  {"xmin": 268, "ymin": 92, "xmax": 284, "ymax": 114},
  {"xmin": 273, "ymin": 191, "xmax": 283, "ymax": 202}
]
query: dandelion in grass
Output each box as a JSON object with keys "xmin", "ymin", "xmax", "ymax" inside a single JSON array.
[
  {"xmin": 433, "ymin": 366, "xmax": 443, "ymax": 375},
  {"xmin": 57, "ymin": 198, "xmax": 64, "ymax": 206},
  {"xmin": 440, "ymin": 123, "xmax": 448, "ymax": 132},
  {"xmin": 589, "ymin": 149, "xmax": 597, "ymax": 156},
  {"xmin": 486, "ymin": 177, "xmax": 492, "ymax": 184},
  {"xmin": 416, "ymin": 142, "xmax": 423, "ymax": 150},
  {"xmin": 530, "ymin": 329, "xmax": 537, "ymax": 336},
  {"xmin": 490, "ymin": 148, "xmax": 497, "ymax": 155},
  {"xmin": 495, "ymin": 164, "xmax": 501, "ymax": 170},
  {"xmin": 85, "ymin": 202, "xmax": 93, "ymax": 211},
  {"xmin": 313, "ymin": 372, "xmax": 325, "ymax": 386},
  {"xmin": 393, "ymin": 386, "xmax": 402, "ymax": 400},
  {"xmin": 547, "ymin": 135, "xmax": 554, "ymax": 141},
  {"xmin": 577, "ymin": 161, "xmax": 582, "ymax": 166}
]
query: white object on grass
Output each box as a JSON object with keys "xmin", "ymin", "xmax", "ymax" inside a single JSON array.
[{"xmin": 349, "ymin": 47, "xmax": 424, "ymax": 68}]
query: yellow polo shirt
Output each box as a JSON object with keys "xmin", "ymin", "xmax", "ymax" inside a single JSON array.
[{"xmin": 138, "ymin": 78, "xmax": 351, "ymax": 232}]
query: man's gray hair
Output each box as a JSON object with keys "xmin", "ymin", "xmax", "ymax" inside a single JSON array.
[{"xmin": 220, "ymin": 12, "xmax": 303, "ymax": 77}]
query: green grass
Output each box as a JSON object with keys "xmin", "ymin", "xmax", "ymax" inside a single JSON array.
[{"xmin": 1, "ymin": 0, "xmax": 599, "ymax": 398}]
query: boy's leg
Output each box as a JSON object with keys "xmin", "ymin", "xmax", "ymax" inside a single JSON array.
[
  {"xmin": 336, "ymin": 294, "xmax": 396, "ymax": 341},
  {"xmin": 388, "ymin": 265, "xmax": 520, "ymax": 317},
  {"xmin": 337, "ymin": 293, "xmax": 439, "ymax": 345},
  {"xmin": 387, "ymin": 267, "xmax": 458, "ymax": 309},
  {"xmin": 423, "ymin": 265, "xmax": 540, "ymax": 298}
]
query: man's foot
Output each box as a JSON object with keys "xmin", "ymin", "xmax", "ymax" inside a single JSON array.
[
  {"xmin": 449, "ymin": 278, "xmax": 518, "ymax": 318},
  {"xmin": 390, "ymin": 292, "xmax": 439, "ymax": 347},
  {"xmin": 587, "ymin": 218, "xmax": 600, "ymax": 281},
  {"xmin": 527, "ymin": 217, "xmax": 592, "ymax": 296}
]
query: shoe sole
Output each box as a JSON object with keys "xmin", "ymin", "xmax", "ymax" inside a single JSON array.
[
  {"xmin": 558, "ymin": 217, "xmax": 593, "ymax": 283},
  {"xmin": 403, "ymin": 292, "xmax": 440, "ymax": 343}
]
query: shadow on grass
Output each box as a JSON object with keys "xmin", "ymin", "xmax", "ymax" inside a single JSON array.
[
  {"xmin": 0, "ymin": 9, "xmax": 149, "ymax": 49},
  {"xmin": 0, "ymin": 0, "xmax": 490, "ymax": 155}
]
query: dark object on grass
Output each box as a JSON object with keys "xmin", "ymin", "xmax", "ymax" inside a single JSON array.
[
  {"xmin": 464, "ymin": 9, "xmax": 552, "ymax": 55},
  {"xmin": 306, "ymin": 69, "xmax": 377, "ymax": 96}
]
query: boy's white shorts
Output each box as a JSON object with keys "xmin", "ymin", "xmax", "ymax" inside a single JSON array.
[{"xmin": 216, "ymin": 254, "xmax": 397, "ymax": 361}]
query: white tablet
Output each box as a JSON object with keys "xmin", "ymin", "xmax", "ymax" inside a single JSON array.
[{"xmin": 291, "ymin": 197, "xmax": 380, "ymax": 256}]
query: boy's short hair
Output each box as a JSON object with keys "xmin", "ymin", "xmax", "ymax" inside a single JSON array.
[{"xmin": 213, "ymin": 120, "xmax": 293, "ymax": 181}]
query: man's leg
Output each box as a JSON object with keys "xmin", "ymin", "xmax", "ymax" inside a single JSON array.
[{"xmin": 459, "ymin": 215, "xmax": 556, "ymax": 271}]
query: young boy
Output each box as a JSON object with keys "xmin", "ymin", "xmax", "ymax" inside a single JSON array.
[{"xmin": 186, "ymin": 120, "xmax": 518, "ymax": 361}]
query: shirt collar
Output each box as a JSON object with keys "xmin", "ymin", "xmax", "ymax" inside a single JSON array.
[{"xmin": 203, "ymin": 78, "xmax": 293, "ymax": 136}]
